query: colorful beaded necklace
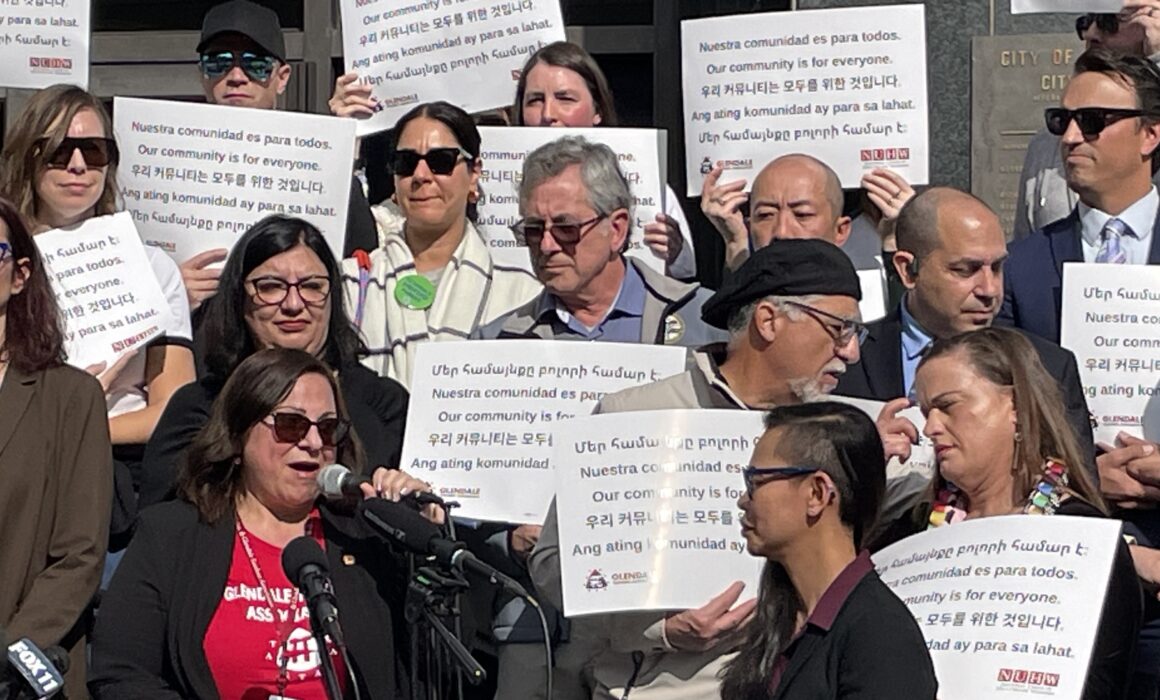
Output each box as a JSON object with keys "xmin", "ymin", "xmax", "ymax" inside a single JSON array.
[{"xmin": 928, "ymin": 458, "xmax": 1069, "ymax": 529}]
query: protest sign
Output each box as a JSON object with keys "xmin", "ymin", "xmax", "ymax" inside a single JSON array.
[
  {"xmin": 875, "ymin": 515, "xmax": 1122, "ymax": 699},
  {"xmin": 554, "ymin": 409, "xmax": 766, "ymax": 616},
  {"xmin": 0, "ymin": 1, "xmax": 89, "ymax": 90},
  {"xmin": 1011, "ymin": 0, "xmax": 1121, "ymax": 13},
  {"xmin": 113, "ymin": 97, "xmax": 356, "ymax": 265},
  {"xmin": 403, "ymin": 340, "xmax": 687, "ymax": 523},
  {"xmin": 681, "ymin": 4, "xmax": 929, "ymax": 195},
  {"xmin": 339, "ymin": 0, "xmax": 566, "ymax": 136},
  {"xmin": 34, "ymin": 213, "xmax": 169, "ymax": 370},
  {"xmin": 1060, "ymin": 263, "xmax": 1160, "ymax": 444},
  {"xmin": 475, "ymin": 126, "xmax": 667, "ymax": 272}
]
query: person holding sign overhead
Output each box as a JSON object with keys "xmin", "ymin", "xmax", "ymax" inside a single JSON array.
[
  {"xmin": 0, "ymin": 197, "xmax": 113, "ymax": 699},
  {"xmin": 511, "ymin": 41, "xmax": 698, "ymax": 279},
  {"xmin": 139, "ymin": 215, "xmax": 410, "ymax": 510},
  {"xmin": 721, "ymin": 402, "xmax": 937, "ymax": 700},
  {"xmin": 0, "ymin": 84, "xmax": 195, "ymax": 545},
  {"xmin": 874, "ymin": 327, "xmax": 1142, "ymax": 700},
  {"xmin": 342, "ymin": 102, "xmax": 541, "ymax": 387}
]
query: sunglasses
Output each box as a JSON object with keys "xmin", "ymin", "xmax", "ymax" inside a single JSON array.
[
  {"xmin": 391, "ymin": 147, "xmax": 473, "ymax": 177},
  {"xmin": 36, "ymin": 137, "xmax": 119, "ymax": 169},
  {"xmin": 247, "ymin": 275, "xmax": 331, "ymax": 306},
  {"xmin": 743, "ymin": 465, "xmax": 819, "ymax": 498},
  {"xmin": 0, "ymin": 242, "xmax": 9, "ymax": 265},
  {"xmin": 263, "ymin": 412, "xmax": 350, "ymax": 447},
  {"xmin": 1044, "ymin": 107, "xmax": 1149, "ymax": 137},
  {"xmin": 1075, "ymin": 13, "xmax": 1119, "ymax": 40},
  {"xmin": 199, "ymin": 51, "xmax": 278, "ymax": 82},
  {"xmin": 783, "ymin": 300, "xmax": 869, "ymax": 347},
  {"xmin": 510, "ymin": 214, "xmax": 607, "ymax": 247}
]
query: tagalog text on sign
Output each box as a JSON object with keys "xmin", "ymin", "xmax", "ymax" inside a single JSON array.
[
  {"xmin": 0, "ymin": 0, "xmax": 89, "ymax": 90},
  {"xmin": 401, "ymin": 340, "xmax": 687, "ymax": 523},
  {"xmin": 1060, "ymin": 262, "xmax": 1160, "ymax": 444},
  {"xmin": 35, "ymin": 213, "xmax": 169, "ymax": 370},
  {"xmin": 556, "ymin": 409, "xmax": 766, "ymax": 616},
  {"xmin": 680, "ymin": 4, "xmax": 930, "ymax": 195},
  {"xmin": 874, "ymin": 515, "xmax": 1121, "ymax": 699},
  {"xmin": 113, "ymin": 97, "xmax": 356, "ymax": 265},
  {"xmin": 339, "ymin": 0, "xmax": 566, "ymax": 135}
]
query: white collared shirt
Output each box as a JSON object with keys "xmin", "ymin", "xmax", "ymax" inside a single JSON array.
[{"xmin": 1078, "ymin": 187, "xmax": 1158, "ymax": 264}]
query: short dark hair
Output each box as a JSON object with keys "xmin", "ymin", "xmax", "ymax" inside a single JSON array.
[
  {"xmin": 511, "ymin": 41, "xmax": 619, "ymax": 127},
  {"xmin": 1074, "ymin": 47, "xmax": 1160, "ymax": 173},
  {"xmin": 389, "ymin": 101, "xmax": 481, "ymax": 220},
  {"xmin": 762, "ymin": 402, "xmax": 885, "ymax": 549},
  {"xmin": 200, "ymin": 215, "xmax": 363, "ymax": 381},
  {"xmin": 179, "ymin": 348, "xmax": 365, "ymax": 523},
  {"xmin": 0, "ymin": 197, "xmax": 65, "ymax": 372}
]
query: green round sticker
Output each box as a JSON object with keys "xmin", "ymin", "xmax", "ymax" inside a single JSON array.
[{"xmin": 394, "ymin": 274, "xmax": 437, "ymax": 310}]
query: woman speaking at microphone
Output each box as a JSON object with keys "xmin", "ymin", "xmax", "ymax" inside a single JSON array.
[{"xmin": 90, "ymin": 348, "xmax": 439, "ymax": 699}]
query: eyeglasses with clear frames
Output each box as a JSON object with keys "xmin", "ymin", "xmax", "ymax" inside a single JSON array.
[{"xmin": 782, "ymin": 300, "xmax": 868, "ymax": 347}]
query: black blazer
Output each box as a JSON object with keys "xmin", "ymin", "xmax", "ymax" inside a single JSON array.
[
  {"xmin": 139, "ymin": 363, "xmax": 408, "ymax": 509},
  {"xmin": 770, "ymin": 571, "xmax": 938, "ymax": 700},
  {"xmin": 996, "ymin": 209, "xmax": 1160, "ymax": 344},
  {"xmin": 89, "ymin": 500, "xmax": 411, "ymax": 699},
  {"xmin": 836, "ymin": 305, "xmax": 1098, "ymax": 478}
]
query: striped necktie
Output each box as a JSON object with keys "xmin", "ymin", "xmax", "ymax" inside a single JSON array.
[{"xmin": 1095, "ymin": 218, "xmax": 1132, "ymax": 264}]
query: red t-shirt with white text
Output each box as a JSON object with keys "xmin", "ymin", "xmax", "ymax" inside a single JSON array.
[{"xmin": 204, "ymin": 517, "xmax": 345, "ymax": 700}]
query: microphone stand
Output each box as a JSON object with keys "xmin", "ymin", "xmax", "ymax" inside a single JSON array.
[{"xmin": 308, "ymin": 605, "xmax": 346, "ymax": 700}]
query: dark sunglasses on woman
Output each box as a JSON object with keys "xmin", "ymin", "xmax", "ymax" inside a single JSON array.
[
  {"xmin": 391, "ymin": 147, "xmax": 473, "ymax": 177},
  {"xmin": 263, "ymin": 412, "xmax": 350, "ymax": 447},
  {"xmin": 1075, "ymin": 13, "xmax": 1119, "ymax": 40},
  {"xmin": 1044, "ymin": 107, "xmax": 1149, "ymax": 137},
  {"xmin": 199, "ymin": 51, "xmax": 278, "ymax": 82},
  {"xmin": 36, "ymin": 137, "xmax": 119, "ymax": 169}
]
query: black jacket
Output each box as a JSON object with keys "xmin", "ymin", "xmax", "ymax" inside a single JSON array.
[
  {"xmin": 836, "ymin": 306, "xmax": 1097, "ymax": 478},
  {"xmin": 88, "ymin": 500, "xmax": 411, "ymax": 699},
  {"xmin": 770, "ymin": 571, "xmax": 938, "ymax": 700},
  {"xmin": 139, "ymin": 364, "xmax": 408, "ymax": 509}
]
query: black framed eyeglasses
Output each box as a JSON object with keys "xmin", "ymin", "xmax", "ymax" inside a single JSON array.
[
  {"xmin": 199, "ymin": 51, "xmax": 278, "ymax": 82},
  {"xmin": 1044, "ymin": 107, "xmax": 1148, "ymax": 137},
  {"xmin": 510, "ymin": 214, "xmax": 607, "ymax": 247},
  {"xmin": 1075, "ymin": 13, "xmax": 1119, "ymax": 40},
  {"xmin": 35, "ymin": 137, "xmax": 119, "ymax": 169},
  {"xmin": 391, "ymin": 147, "xmax": 473, "ymax": 177},
  {"xmin": 743, "ymin": 465, "xmax": 819, "ymax": 498},
  {"xmin": 246, "ymin": 275, "xmax": 331, "ymax": 306},
  {"xmin": 783, "ymin": 300, "xmax": 869, "ymax": 347},
  {"xmin": 263, "ymin": 412, "xmax": 350, "ymax": 447}
]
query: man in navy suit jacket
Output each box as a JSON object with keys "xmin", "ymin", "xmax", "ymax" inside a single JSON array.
[{"xmin": 837, "ymin": 187, "xmax": 1098, "ymax": 477}]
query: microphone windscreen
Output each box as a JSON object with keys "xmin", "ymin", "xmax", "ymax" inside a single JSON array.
[
  {"xmin": 281, "ymin": 536, "xmax": 329, "ymax": 588},
  {"xmin": 360, "ymin": 497, "xmax": 441, "ymax": 555},
  {"xmin": 316, "ymin": 464, "xmax": 352, "ymax": 499}
]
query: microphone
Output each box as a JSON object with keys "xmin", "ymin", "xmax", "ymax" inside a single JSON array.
[
  {"xmin": 281, "ymin": 537, "xmax": 346, "ymax": 650},
  {"xmin": 359, "ymin": 498, "xmax": 529, "ymax": 598},
  {"xmin": 4, "ymin": 637, "xmax": 68, "ymax": 699},
  {"xmin": 317, "ymin": 464, "xmax": 444, "ymax": 506}
]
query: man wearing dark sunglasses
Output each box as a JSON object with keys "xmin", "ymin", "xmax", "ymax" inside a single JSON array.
[
  {"xmin": 1014, "ymin": 2, "xmax": 1160, "ymax": 239},
  {"xmin": 478, "ymin": 136, "xmax": 724, "ymax": 347}
]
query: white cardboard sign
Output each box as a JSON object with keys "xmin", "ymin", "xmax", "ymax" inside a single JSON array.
[
  {"xmin": 0, "ymin": 1, "xmax": 89, "ymax": 90},
  {"xmin": 35, "ymin": 213, "xmax": 169, "ymax": 370},
  {"xmin": 113, "ymin": 97, "xmax": 356, "ymax": 265},
  {"xmin": 680, "ymin": 4, "xmax": 930, "ymax": 195},
  {"xmin": 475, "ymin": 126, "xmax": 667, "ymax": 272},
  {"xmin": 555, "ymin": 409, "xmax": 766, "ymax": 616},
  {"xmin": 1011, "ymin": 1, "xmax": 1121, "ymax": 13},
  {"xmin": 339, "ymin": 0, "xmax": 566, "ymax": 136},
  {"xmin": 874, "ymin": 515, "xmax": 1122, "ymax": 699},
  {"xmin": 1060, "ymin": 262, "xmax": 1160, "ymax": 444},
  {"xmin": 402, "ymin": 340, "xmax": 688, "ymax": 523}
]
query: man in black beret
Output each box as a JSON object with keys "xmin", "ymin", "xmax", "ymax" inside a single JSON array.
[{"xmin": 528, "ymin": 239, "xmax": 897, "ymax": 700}]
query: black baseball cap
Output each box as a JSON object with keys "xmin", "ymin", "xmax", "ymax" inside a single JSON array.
[{"xmin": 197, "ymin": 0, "xmax": 286, "ymax": 62}]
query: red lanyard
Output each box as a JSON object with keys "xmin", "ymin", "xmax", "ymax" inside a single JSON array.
[{"xmin": 235, "ymin": 519, "xmax": 313, "ymax": 697}]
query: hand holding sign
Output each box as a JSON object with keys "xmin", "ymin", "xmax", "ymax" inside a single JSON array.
[
  {"xmin": 329, "ymin": 71, "xmax": 378, "ymax": 119},
  {"xmin": 642, "ymin": 213, "xmax": 684, "ymax": 268},
  {"xmin": 699, "ymin": 165, "xmax": 750, "ymax": 268},
  {"xmin": 663, "ymin": 581, "xmax": 757, "ymax": 653},
  {"xmin": 179, "ymin": 248, "xmax": 228, "ymax": 311}
]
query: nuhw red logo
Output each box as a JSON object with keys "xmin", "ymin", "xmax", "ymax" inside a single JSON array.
[
  {"xmin": 860, "ymin": 147, "xmax": 911, "ymax": 162},
  {"xmin": 997, "ymin": 668, "xmax": 1060, "ymax": 687},
  {"xmin": 29, "ymin": 57, "xmax": 72, "ymax": 70}
]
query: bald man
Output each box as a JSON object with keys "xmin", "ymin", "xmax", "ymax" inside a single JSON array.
[
  {"xmin": 702, "ymin": 153, "xmax": 851, "ymax": 270},
  {"xmin": 834, "ymin": 187, "xmax": 1096, "ymax": 476}
]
